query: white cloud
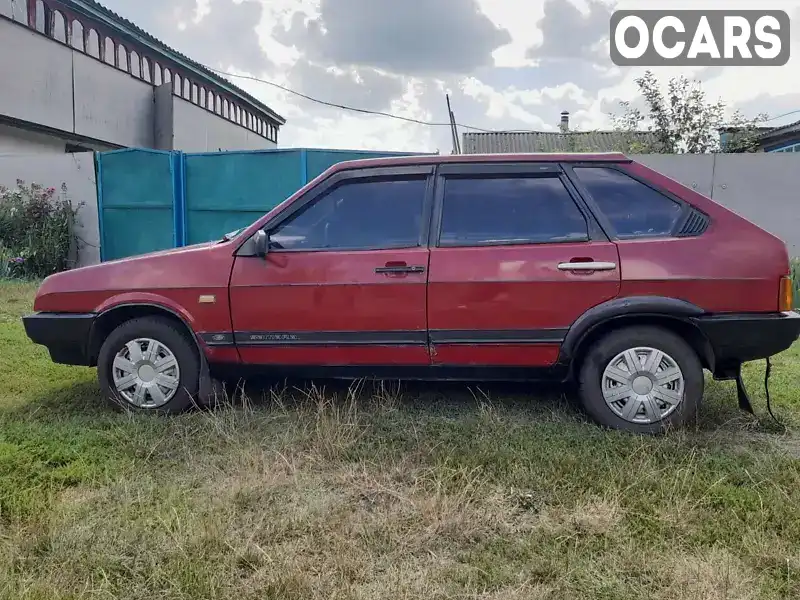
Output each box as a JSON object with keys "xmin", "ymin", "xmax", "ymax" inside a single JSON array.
[
  {"xmin": 460, "ymin": 77, "xmax": 552, "ymax": 128},
  {"xmin": 116, "ymin": 0, "xmax": 800, "ymax": 152},
  {"xmin": 477, "ymin": 0, "xmax": 547, "ymax": 67}
]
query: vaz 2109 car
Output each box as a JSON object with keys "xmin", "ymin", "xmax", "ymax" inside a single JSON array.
[{"xmin": 23, "ymin": 153, "xmax": 800, "ymax": 434}]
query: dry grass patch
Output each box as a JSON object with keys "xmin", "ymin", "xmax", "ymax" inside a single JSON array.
[
  {"xmin": 534, "ymin": 495, "xmax": 623, "ymax": 536},
  {"xmin": 2, "ymin": 383, "xmax": 800, "ymax": 599},
  {"xmin": 655, "ymin": 548, "xmax": 759, "ymax": 600}
]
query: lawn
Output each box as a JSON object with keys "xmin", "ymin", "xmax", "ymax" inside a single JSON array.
[{"xmin": 1, "ymin": 281, "xmax": 800, "ymax": 599}]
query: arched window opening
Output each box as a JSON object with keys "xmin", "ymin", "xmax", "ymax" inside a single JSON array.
[
  {"xmin": 52, "ymin": 10, "xmax": 67, "ymax": 42},
  {"xmin": 130, "ymin": 51, "xmax": 141, "ymax": 77},
  {"xmin": 71, "ymin": 20, "xmax": 84, "ymax": 51}
]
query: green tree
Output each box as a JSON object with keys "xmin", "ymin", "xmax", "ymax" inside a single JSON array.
[{"xmin": 610, "ymin": 70, "xmax": 767, "ymax": 154}]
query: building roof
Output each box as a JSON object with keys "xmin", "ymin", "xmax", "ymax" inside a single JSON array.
[
  {"xmin": 63, "ymin": 0, "xmax": 285, "ymax": 125},
  {"xmin": 759, "ymin": 118, "xmax": 800, "ymax": 140},
  {"xmin": 719, "ymin": 120, "xmax": 800, "ymax": 141},
  {"xmin": 462, "ymin": 130, "xmax": 659, "ymax": 154},
  {"xmin": 718, "ymin": 125, "xmax": 774, "ymax": 135},
  {"xmin": 718, "ymin": 120, "xmax": 800, "ymax": 151}
]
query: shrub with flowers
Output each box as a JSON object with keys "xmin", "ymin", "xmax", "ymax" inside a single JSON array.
[{"xmin": 0, "ymin": 180, "xmax": 80, "ymax": 279}]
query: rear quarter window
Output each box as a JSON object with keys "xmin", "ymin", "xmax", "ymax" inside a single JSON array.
[{"xmin": 573, "ymin": 167, "xmax": 683, "ymax": 238}]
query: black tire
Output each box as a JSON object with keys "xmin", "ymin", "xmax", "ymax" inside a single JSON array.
[
  {"xmin": 97, "ymin": 316, "xmax": 200, "ymax": 414},
  {"xmin": 577, "ymin": 326, "xmax": 704, "ymax": 434}
]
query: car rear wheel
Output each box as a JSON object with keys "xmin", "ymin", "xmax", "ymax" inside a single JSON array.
[
  {"xmin": 97, "ymin": 317, "xmax": 200, "ymax": 414},
  {"xmin": 577, "ymin": 326, "xmax": 704, "ymax": 434}
]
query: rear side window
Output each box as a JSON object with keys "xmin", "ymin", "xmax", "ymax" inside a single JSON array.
[
  {"xmin": 573, "ymin": 167, "xmax": 683, "ymax": 238},
  {"xmin": 439, "ymin": 176, "xmax": 588, "ymax": 246}
]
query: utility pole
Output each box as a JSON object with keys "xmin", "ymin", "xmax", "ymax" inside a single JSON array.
[{"xmin": 446, "ymin": 94, "xmax": 461, "ymax": 155}]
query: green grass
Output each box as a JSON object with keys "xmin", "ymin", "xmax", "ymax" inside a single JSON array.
[{"xmin": 1, "ymin": 281, "xmax": 800, "ymax": 599}]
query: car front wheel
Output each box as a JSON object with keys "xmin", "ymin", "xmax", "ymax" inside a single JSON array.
[
  {"xmin": 97, "ymin": 317, "xmax": 200, "ymax": 413},
  {"xmin": 577, "ymin": 326, "xmax": 704, "ymax": 434}
]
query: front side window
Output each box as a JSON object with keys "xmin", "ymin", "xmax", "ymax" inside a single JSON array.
[
  {"xmin": 573, "ymin": 167, "xmax": 683, "ymax": 238},
  {"xmin": 268, "ymin": 176, "xmax": 427, "ymax": 251},
  {"xmin": 438, "ymin": 175, "xmax": 589, "ymax": 246}
]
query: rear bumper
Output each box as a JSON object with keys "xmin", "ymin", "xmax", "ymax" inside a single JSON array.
[
  {"xmin": 22, "ymin": 312, "xmax": 96, "ymax": 366},
  {"xmin": 692, "ymin": 311, "xmax": 800, "ymax": 375}
]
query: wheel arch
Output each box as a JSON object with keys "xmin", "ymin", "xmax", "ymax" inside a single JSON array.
[
  {"xmin": 88, "ymin": 302, "xmax": 202, "ymax": 367},
  {"xmin": 559, "ymin": 296, "xmax": 715, "ymax": 380}
]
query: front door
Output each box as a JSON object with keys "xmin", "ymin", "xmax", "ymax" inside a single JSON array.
[
  {"xmin": 229, "ymin": 166, "xmax": 433, "ymax": 366},
  {"xmin": 426, "ymin": 162, "xmax": 621, "ymax": 368}
]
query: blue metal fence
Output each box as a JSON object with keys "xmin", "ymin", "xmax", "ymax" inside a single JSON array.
[
  {"xmin": 96, "ymin": 148, "xmax": 428, "ymax": 260},
  {"xmin": 96, "ymin": 149, "xmax": 178, "ymax": 261},
  {"xmin": 183, "ymin": 149, "xmax": 304, "ymax": 246}
]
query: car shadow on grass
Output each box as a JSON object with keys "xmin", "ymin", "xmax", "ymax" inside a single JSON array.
[
  {"xmin": 209, "ymin": 375, "xmax": 792, "ymax": 440},
  {"xmin": 217, "ymin": 375, "xmax": 573, "ymax": 412},
  {"xmin": 9, "ymin": 374, "xmax": 790, "ymax": 446},
  {"xmin": 4, "ymin": 380, "xmax": 114, "ymax": 420}
]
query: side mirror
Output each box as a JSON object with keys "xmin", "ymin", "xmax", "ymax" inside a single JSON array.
[{"xmin": 253, "ymin": 230, "xmax": 269, "ymax": 257}]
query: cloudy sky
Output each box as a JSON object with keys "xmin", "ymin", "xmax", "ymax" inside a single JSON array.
[{"xmin": 100, "ymin": 0, "xmax": 800, "ymax": 153}]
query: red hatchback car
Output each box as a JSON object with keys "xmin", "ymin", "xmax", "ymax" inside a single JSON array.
[{"xmin": 23, "ymin": 153, "xmax": 800, "ymax": 433}]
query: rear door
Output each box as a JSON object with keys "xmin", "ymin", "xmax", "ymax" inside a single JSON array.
[
  {"xmin": 565, "ymin": 163, "xmax": 772, "ymax": 312},
  {"xmin": 229, "ymin": 165, "xmax": 434, "ymax": 366},
  {"xmin": 426, "ymin": 162, "xmax": 621, "ymax": 368}
]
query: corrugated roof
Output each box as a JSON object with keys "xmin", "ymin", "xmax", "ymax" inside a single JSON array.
[
  {"xmin": 462, "ymin": 131, "xmax": 659, "ymax": 154},
  {"xmin": 64, "ymin": 0, "xmax": 285, "ymax": 125}
]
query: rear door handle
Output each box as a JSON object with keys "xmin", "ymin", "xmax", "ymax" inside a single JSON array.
[
  {"xmin": 375, "ymin": 265, "xmax": 426, "ymax": 274},
  {"xmin": 557, "ymin": 261, "xmax": 617, "ymax": 272}
]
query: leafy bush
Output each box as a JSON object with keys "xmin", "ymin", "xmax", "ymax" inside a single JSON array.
[{"xmin": 0, "ymin": 180, "xmax": 81, "ymax": 279}]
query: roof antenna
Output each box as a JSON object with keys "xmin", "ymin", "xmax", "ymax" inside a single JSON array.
[{"xmin": 446, "ymin": 94, "xmax": 461, "ymax": 154}]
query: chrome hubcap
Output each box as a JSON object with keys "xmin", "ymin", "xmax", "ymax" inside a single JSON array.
[
  {"xmin": 111, "ymin": 338, "xmax": 180, "ymax": 408},
  {"xmin": 601, "ymin": 347, "xmax": 684, "ymax": 424}
]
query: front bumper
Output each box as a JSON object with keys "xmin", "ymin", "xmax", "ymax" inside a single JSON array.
[
  {"xmin": 22, "ymin": 312, "xmax": 96, "ymax": 366},
  {"xmin": 692, "ymin": 311, "xmax": 800, "ymax": 376}
]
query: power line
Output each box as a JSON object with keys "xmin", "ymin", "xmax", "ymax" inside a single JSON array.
[
  {"xmin": 208, "ymin": 66, "xmax": 800, "ymax": 133},
  {"xmin": 764, "ymin": 108, "xmax": 800, "ymax": 123},
  {"xmin": 206, "ymin": 67, "xmax": 512, "ymax": 133}
]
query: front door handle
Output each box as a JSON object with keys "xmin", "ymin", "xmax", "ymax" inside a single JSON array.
[
  {"xmin": 557, "ymin": 261, "xmax": 617, "ymax": 272},
  {"xmin": 375, "ymin": 265, "xmax": 426, "ymax": 274}
]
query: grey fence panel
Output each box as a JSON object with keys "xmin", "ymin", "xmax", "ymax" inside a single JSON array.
[
  {"xmin": 709, "ymin": 154, "xmax": 800, "ymax": 256},
  {"xmin": 633, "ymin": 154, "xmax": 716, "ymax": 198}
]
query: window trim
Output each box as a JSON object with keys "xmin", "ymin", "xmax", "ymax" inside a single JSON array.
[
  {"xmin": 430, "ymin": 163, "xmax": 609, "ymax": 249},
  {"xmin": 562, "ymin": 163, "xmax": 695, "ymax": 241},
  {"xmin": 437, "ymin": 162, "xmax": 562, "ymax": 176},
  {"xmin": 236, "ymin": 165, "xmax": 435, "ymax": 256}
]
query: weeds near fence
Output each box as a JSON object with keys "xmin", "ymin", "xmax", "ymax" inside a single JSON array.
[
  {"xmin": 792, "ymin": 258, "xmax": 800, "ymax": 309},
  {"xmin": 0, "ymin": 180, "xmax": 80, "ymax": 279}
]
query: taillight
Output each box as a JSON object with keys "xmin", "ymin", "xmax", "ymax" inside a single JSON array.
[{"xmin": 779, "ymin": 275, "xmax": 793, "ymax": 312}]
